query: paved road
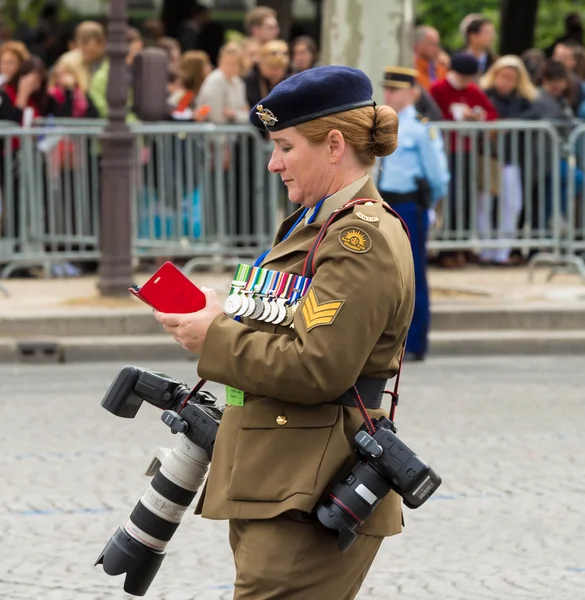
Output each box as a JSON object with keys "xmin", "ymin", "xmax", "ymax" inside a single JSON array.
[{"xmin": 1, "ymin": 357, "xmax": 584, "ymax": 600}]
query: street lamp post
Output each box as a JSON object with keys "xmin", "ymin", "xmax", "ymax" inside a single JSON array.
[{"xmin": 97, "ymin": 0, "xmax": 135, "ymax": 296}]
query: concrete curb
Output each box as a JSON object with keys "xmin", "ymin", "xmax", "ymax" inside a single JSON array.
[
  {"xmin": 3, "ymin": 305, "xmax": 585, "ymax": 338},
  {"xmin": 1, "ymin": 331, "xmax": 584, "ymax": 364},
  {"xmin": 429, "ymin": 330, "xmax": 585, "ymax": 356}
]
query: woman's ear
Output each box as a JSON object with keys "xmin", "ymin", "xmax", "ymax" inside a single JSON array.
[{"xmin": 327, "ymin": 129, "xmax": 345, "ymax": 164}]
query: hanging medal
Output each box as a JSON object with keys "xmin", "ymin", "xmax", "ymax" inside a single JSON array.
[
  {"xmin": 263, "ymin": 272, "xmax": 285, "ymax": 323},
  {"xmin": 251, "ymin": 269, "xmax": 276, "ymax": 320},
  {"xmin": 224, "ymin": 264, "xmax": 251, "ymax": 317},
  {"xmin": 280, "ymin": 275, "xmax": 302, "ymax": 327},
  {"xmin": 258, "ymin": 271, "xmax": 282, "ymax": 323},
  {"xmin": 289, "ymin": 277, "xmax": 312, "ymax": 329},
  {"xmin": 239, "ymin": 267, "xmax": 263, "ymax": 318},
  {"xmin": 247, "ymin": 268, "xmax": 269, "ymax": 320},
  {"xmin": 273, "ymin": 274, "xmax": 295, "ymax": 325},
  {"xmin": 233, "ymin": 266, "xmax": 255, "ymax": 317}
]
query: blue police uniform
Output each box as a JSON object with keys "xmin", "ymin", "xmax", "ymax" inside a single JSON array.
[{"xmin": 378, "ymin": 68, "xmax": 449, "ymax": 359}]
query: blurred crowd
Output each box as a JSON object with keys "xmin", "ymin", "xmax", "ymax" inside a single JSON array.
[
  {"xmin": 0, "ymin": 4, "xmax": 318, "ymax": 126},
  {"xmin": 411, "ymin": 12, "xmax": 585, "ymax": 267},
  {"xmin": 1, "ymin": 4, "xmax": 585, "ymax": 274}
]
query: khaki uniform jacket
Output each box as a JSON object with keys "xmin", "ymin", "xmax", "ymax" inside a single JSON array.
[{"xmin": 195, "ymin": 176, "xmax": 415, "ymax": 537}]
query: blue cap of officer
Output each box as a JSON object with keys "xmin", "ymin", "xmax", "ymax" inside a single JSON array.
[
  {"xmin": 250, "ymin": 65, "xmax": 375, "ymax": 132},
  {"xmin": 450, "ymin": 53, "xmax": 479, "ymax": 76}
]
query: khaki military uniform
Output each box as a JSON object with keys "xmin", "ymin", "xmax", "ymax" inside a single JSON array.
[{"xmin": 196, "ymin": 175, "xmax": 415, "ymax": 599}]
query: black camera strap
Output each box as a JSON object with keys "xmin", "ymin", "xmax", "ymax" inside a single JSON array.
[
  {"xmin": 303, "ymin": 197, "xmax": 409, "ymax": 432},
  {"xmin": 181, "ymin": 378, "xmax": 208, "ymax": 411}
]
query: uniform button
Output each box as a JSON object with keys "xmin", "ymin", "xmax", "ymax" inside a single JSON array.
[{"xmin": 276, "ymin": 415, "xmax": 288, "ymax": 426}]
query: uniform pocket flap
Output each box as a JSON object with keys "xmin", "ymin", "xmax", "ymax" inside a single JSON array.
[{"xmin": 240, "ymin": 398, "xmax": 340, "ymax": 429}]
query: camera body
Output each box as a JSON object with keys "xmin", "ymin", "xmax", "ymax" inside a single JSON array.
[
  {"xmin": 316, "ymin": 416, "xmax": 441, "ymax": 552},
  {"xmin": 95, "ymin": 366, "xmax": 224, "ymax": 596}
]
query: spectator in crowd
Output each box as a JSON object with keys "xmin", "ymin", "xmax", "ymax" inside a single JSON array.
[
  {"xmin": 177, "ymin": 2, "xmax": 224, "ymax": 67},
  {"xmin": 157, "ymin": 36, "xmax": 182, "ymax": 73},
  {"xmin": 58, "ymin": 21, "xmax": 106, "ymax": 93},
  {"xmin": 1, "ymin": 56, "xmax": 52, "ymax": 252},
  {"xmin": 552, "ymin": 41, "xmax": 585, "ymax": 113},
  {"xmin": 573, "ymin": 45, "xmax": 585, "ymax": 79},
  {"xmin": 0, "ymin": 18, "xmax": 11, "ymax": 46},
  {"xmin": 28, "ymin": 2, "xmax": 60, "ymax": 68},
  {"xmin": 532, "ymin": 60, "xmax": 582, "ymax": 220},
  {"xmin": 291, "ymin": 36, "xmax": 318, "ymax": 73},
  {"xmin": 126, "ymin": 27, "xmax": 144, "ymax": 68},
  {"xmin": 241, "ymin": 37, "xmax": 261, "ymax": 76},
  {"xmin": 168, "ymin": 50, "xmax": 211, "ymax": 118},
  {"xmin": 243, "ymin": 40, "xmax": 289, "ymax": 110},
  {"xmin": 478, "ymin": 55, "xmax": 539, "ymax": 266},
  {"xmin": 178, "ymin": 3, "xmax": 209, "ymax": 52},
  {"xmin": 430, "ymin": 54, "xmax": 498, "ymax": 123},
  {"xmin": 521, "ymin": 48, "xmax": 546, "ymax": 85},
  {"xmin": 87, "ymin": 26, "xmax": 139, "ymax": 120},
  {"xmin": 143, "ymin": 19, "xmax": 165, "ymax": 47},
  {"xmin": 0, "ymin": 41, "xmax": 29, "ymax": 87},
  {"xmin": 545, "ymin": 12, "xmax": 583, "ymax": 57},
  {"xmin": 533, "ymin": 60, "xmax": 573, "ymax": 121},
  {"xmin": 244, "ymin": 6, "xmax": 280, "ymax": 50},
  {"xmin": 459, "ymin": 13, "xmax": 483, "ymax": 41},
  {"xmin": 414, "ymin": 26, "xmax": 447, "ymax": 90},
  {"xmin": 414, "ymin": 85, "xmax": 444, "ymax": 121},
  {"xmin": 430, "ymin": 53, "xmax": 498, "ymax": 268},
  {"xmin": 48, "ymin": 60, "xmax": 99, "ymax": 118},
  {"xmin": 197, "ymin": 42, "xmax": 248, "ymax": 125},
  {"xmin": 463, "ymin": 17, "xmax": 496, "ymax": 75},
  {"xmin": 4, "ymin": 55, "xmax": 49, "ymax": 114}
]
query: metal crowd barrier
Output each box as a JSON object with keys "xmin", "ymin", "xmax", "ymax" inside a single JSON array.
[
  {"xmin": 129, "ymin": 122, "xmax": 280, "ymax": 271},
  {"xmin": 0, "ymin": 120, "xmax": 282, "ymax": 277},
  {"xmin": 0, "ymin": 124, "xmax": 102, "ymax": 278},
  {"xmin": 430, "ymin": 121, "xmax": 562, "ymax": 270},
  {"xmin": 558, "ymin": 123, "xmax": 585, "ymax": 280},
  {"xmin": 0, "ymin": 117, "xmax": 584, "ymax": 281}
]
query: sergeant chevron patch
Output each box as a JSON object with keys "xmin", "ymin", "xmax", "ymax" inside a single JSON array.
[{"xmin": 301, "ymin": 288, "xmax": 344, "ymax": 331}]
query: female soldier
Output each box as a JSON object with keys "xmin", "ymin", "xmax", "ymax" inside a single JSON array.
[{"xmin": 155, "ymin": 66, "xmax": 415, "ymax": 600}]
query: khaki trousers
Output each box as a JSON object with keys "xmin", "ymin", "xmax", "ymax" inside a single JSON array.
[{"xmin": 228, "ymin": 512, "xmax": 383, "ymax": 600}]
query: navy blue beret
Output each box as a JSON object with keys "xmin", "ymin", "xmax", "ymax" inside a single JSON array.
[
  {"xmin": 450, "ymin": 53, "xmax": 479, "ymax": 76},
  {"xmin": 250, "ymin": 65, "xmax": 375, "ymax": 132}
]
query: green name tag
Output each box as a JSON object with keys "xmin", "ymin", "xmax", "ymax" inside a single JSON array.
[{"xmin": 226, "ymin": 386, "xmax": 245, "ymax": 406}]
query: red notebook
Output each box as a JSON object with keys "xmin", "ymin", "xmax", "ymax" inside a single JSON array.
[{"xmin": 129, "ymin": 262, "xmax": 206, "ymax": 313}]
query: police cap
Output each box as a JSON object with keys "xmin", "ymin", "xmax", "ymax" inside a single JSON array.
[
  {"xmin": 383, "ymin": 66, "xmax": 418, "ymax": 89},
  {"xmin": 250, "ymin": 65, "xmax": 375, "ymax": 132}
]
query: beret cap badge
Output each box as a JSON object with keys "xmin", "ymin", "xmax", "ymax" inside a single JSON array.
[{"xmin": 255, "ymin": 104, "xmax": 278, "ymax": 128}]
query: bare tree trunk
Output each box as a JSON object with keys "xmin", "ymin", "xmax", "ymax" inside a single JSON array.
[
  {"xmin": 499, "ymin": 0, "xmax": 540, "ymax": 56},
  {"xmin": 261, "ymin": 0, "xmax": 294, "ymax": 42},
  {"xmin": 320, "ymin": 0, "xmax": 414, "ymax": 103}
]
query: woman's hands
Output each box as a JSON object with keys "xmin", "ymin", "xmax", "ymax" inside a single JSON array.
[{"xmin": 154, "ymin": 287, "xmax": 224, "ymax": 354}]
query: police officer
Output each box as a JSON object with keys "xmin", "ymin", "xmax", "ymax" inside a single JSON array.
[
  {"xmin": 155, "ymin": 66, "xmax": 415, "ymax": 600},
  {"xmin": 378, "ymin": 66, "xmax": 450, "ymax": 362}
]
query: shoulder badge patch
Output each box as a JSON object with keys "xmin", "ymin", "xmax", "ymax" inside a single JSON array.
[
  {"xmin": 429, "ymin": 126, "xmax": 437, "ymax": 140},
  {"xmin": 356, "ymin": 211, "xmax": 380, "ymax": 223},
  {"xmin": 338, "ymin": 227, "xmax": 372, "ymax": 254},
  {"xmin": 301, "ymin": 288, "xmax": 344, "ymax": 331}
]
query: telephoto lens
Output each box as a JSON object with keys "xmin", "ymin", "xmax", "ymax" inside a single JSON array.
[
  {"xmin": 95, "ymin": 365, "xmax": 223, "ymax": 596},
  {"xmin": 95, "ymin": 433, "xmax": 210, "ymax": 596}
]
